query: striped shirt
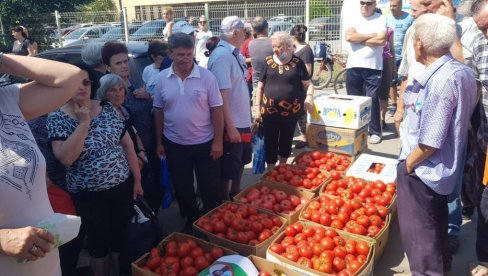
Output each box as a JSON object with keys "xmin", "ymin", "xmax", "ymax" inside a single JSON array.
[
  {"xmin": 399, "ymin": 54, "xmax": 477, "ymax": 195},
  {"xmin": 471, "ymin": 33, "xmax": 488, "ymax": 152}
]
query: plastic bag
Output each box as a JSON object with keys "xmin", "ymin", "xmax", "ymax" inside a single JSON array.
[
  {"xmin": 252, "ymin": 123, "xmax": 266, "ymax": 174},
  {"xmin": 160, "ymin": 157, "xmax": 173, "ymax": 209}
]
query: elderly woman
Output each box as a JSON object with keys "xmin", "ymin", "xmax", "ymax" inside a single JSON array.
[
  {"xmin": 254, "ymin": 32, "xmax": 314, "ymax": 168},
  {"xmin": 47, "ymin": 64, "xmax": 143, "ymax": 276},
  {"xmin": 397, "ymin": 14, "xmax": 477, "ymax": 275},
  {"xmin": 142, "ymin": 40, "xmax": 168, "ymax": 95},
  {"xmin": 0, "ymin": 54, "xmax": 82, "ymax": 276}
]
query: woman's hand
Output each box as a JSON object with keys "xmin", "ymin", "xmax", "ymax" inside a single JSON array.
[
  {"xmin": 0, "ymin": 227, "xmax": 54, "ymax": 261},
  {"xmin": 74, "ymin": 104, "xmax": 91, "ymax": 126},
  {"xmin": 304, "ymin": 95, "xmax": 314, "ymax": 113},
  {"xmin": 133, "ymin": 179, "xmax": 143, "ymax": 200},
  {"xmin": 133, "ymin": 86, "xmax": 150, "ymax": 99}
]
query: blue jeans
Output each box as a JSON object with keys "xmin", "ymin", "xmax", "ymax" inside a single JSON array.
[
  {"xmin": 346, "ymin": 68, "xmax": 382, "ymax": 136},
  {"xmin": 447, "ymin": 143, "xmax": 467, "ymax": 237}
]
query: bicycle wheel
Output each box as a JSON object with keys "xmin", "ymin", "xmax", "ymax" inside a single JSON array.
[
  {"xmin": 333, "ymin": 69, "xmax": 347, "ymax": 94},
  {"xmin": 312, "ymin": 62, "xmax": 332, "ymax": 90}
]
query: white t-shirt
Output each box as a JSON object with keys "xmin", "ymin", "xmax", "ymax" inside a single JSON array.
[
  {"xmin": 195, "ymin": 30, "xmax": 213, "ymax": 64},
  {"xmin": 0, "ymin": 85, "xmax": 61, "ymax": 276},
  {"xmin": 142, "ymin": 63, "xmax": 160, "ymax": 95},
  {"xmin": 344, "ymin": 13, "xmax": 387, "ymax": 70}
]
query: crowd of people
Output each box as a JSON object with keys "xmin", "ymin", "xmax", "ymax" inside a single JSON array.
[{"xmin": 1, "ymin": 0, "xmax": 488, "ymax": 275}]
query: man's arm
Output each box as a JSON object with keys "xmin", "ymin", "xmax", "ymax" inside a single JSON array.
[
  {"xmin": 153, "ymin": 108, "xmax": 165, "ymax": 157},
  {"xmin": 364, "ymin": 31, "xmax": 387, "ymax": 47},
  {"xmin": 210, "ymin": 105, "xmax": 224, "ymax": 160},
  {"xmin": 220, "ymin": 89, "xmax": 241, "ymax": 143},
  {"xmin": 405, "ymin": 144, "xmax": 437, "ymax": 173},
  {"xmin": 345, "ymin": 27, "xmax": 375, "ymax": 44}
]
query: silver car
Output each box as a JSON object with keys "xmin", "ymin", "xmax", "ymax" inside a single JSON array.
[{"xmin": 63, "ymin": 26, "xmax": 114, "ymax": 47}]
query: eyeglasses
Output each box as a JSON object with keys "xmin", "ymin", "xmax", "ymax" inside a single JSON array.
[
  {"xmin": 82, "ymin": 79, "xmax": 93, "ymax": 86},
  {"xmin": 199, "ymin": 21, "xmax": 206, "ymax": 24},
  {"xmin": 360, "ymin": 1, "xmax": 375, "ymax": 6}
]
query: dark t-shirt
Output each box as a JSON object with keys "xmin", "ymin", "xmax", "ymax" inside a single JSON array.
[
  {"xmin": 295, "ymin": 45, "xmax": 315, "ymax": 77},
  {"xmin": 249, "ymin": 38, "xmax": 273, "ymax": 88},
  {"xmin": 259, "ymin": 55, "xmax": 310, "ymax": 121},
  {"xmin": 11, "ymin": 39, "xmax": 30, "ymax": 56}
]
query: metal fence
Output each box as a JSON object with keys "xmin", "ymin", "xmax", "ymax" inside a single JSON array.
[{"xmin": 0, "ymin": 0, "xmax": 345, "ymax": 53}]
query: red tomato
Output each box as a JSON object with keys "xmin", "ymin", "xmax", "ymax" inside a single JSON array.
[
  {"xmin": 292, "ymin": 222, "xmax": 304, "ymax": 233},
  {"xmin": 190, "ymin": 247, "xmax": 204, "ymax": 259},
  {"xmin": 269, "ymin": 243, "xmax": 284, "ymax": 254},
  {"xmin": 209, "ymin": 247, "xmax": 223, "ymax": 261},
  {"xmin": 298, "ymin": 246, "xmax": 313, "ymax": 259},
  {"xmin": 194, "ymin": 256, "xmax": 209, "ymax": 271},
  {"xmin": 177, "ymin": 243, "xmax": 191, "ymax": 258},
  {"xmin": 331, "ymin": 172, "xmax": 341, "ymax": 180},
  {"xmin": 333, "ymin": 256, "xmax": 347, "ymax": 271},
  {"xmin": 333, "ymin": 246, "xmax": 347, "ymax": 258},
  {"xmin": 285, "ymin": 225, "xmax": 297, "ymax": 237},
  {"xmin": 297, "ymin": 256, "xmax": 313, "ymax": 268},
  {"xmin": 181, "ymin": 266, "xmax": 198, "ymax": 276},
  {"xmin": 180, "ymin": 256, "xmax": 193, "ymax": 267},
  {"xmin": 345, "ymin": 239, "xmax": 356, "ymax": 255},
  {"xmin": 284, "ymin": 246, "xmax": 300, "ymax": 262},
  {"xmin": 146, "ymin": 256, "xmax": 161, "ymax": 270},
  {"xmin": 320, "ymin": 237, "xmax": 335, "ymax": 250},
  {"xmin": 356, "ymin": 241, "xmax": 370, "ymax": 255},
  {"xmin": 258, "ymin": 229, "xmax": 272, "ymax": 242},
  {"xmin": 348, "ymin": 260, "xmax": 362, "ymax": 273}
]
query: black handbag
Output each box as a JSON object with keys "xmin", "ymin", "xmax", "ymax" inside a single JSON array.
[{"xmin": 121, "ymin": 195, "xmax": 162, "ymax": 273}]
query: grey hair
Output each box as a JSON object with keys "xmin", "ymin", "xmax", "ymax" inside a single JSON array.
[
  {"xmin": 458, "ymin": 0, "xmax": 475, "ymax": 16},
  {"xmin": 270, "ymin": 31, "xmax": 294, "ymax": 49},
  {"xmin": 413, "ymin": 13, "xmax": 456, "ymax": 56},
  {"xmin": 96, "ymin": 73, "xmax": 127, "ymax": 100},
  {"xmin": 252, "ymin": 16, "xmax": 268, "ymax": 34},
  {"xmin": 168, "ymin": 32, "xmax": 194, "ymax": 50},
  {"xmin": 471, "ymin": 0, "xmax": 488, "ymax": 16},
  {"xmin": 81, "ymin": 42, "xmax": 103, "ymax": 68}
]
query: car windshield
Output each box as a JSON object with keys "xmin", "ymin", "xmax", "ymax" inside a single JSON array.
[
  {"xmin": 64, "ymin": 28, "xmax": 87, "ymax": 39},
  {"xmin": 132, "ymin": 21, "xmax": 164, "ymax": 36}
]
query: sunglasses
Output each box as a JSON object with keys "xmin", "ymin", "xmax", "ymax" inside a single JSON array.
[
  {"xmin": 360, "ymin": 1, "xmax": 375, "ymax": 6},
  {"xmin": 199, "ymin": 21, "xmax": 206, "ymax": 23},
  {"xmin": 82, "ymin": 79, "xmax": 93, "ymax": 86}
]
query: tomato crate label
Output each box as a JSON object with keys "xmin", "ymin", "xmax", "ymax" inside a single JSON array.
[
  {"xmin": 346, "ymin": 153, "xmax": 398, "ymax": 183},
  {"xmin": 306, "ymin": 123, "xmax": 368, "ymax": 157},
  {"xmin": 307, "ymin": 94, "xmax": 372, "ymax": 129}
]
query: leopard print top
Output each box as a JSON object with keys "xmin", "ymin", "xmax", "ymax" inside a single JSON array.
[{"xmin": 47, "ymin": 102, "xmax": 129, "ymax": 193}]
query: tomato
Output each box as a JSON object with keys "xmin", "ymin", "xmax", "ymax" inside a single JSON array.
[
  {"xmin": 281, "ymin": 236, "xmax": 295, "ymax": 246},
  {"xmin": 150, "ymin": 247, "xmax": 160, "ymax": 258},
  {"xmin": 209, "ymin": 247, "xmax": 223, "ymax": 261},
  {"xmin": 367, "ymin": 225, "xmax": 381, "ymax": 237},
  {"xmin": 311, "ymin": 151, "xmax": 323, "ymax": 160},
  {"xmin": 345, "ymin": 239, "xmax": 356, "ymax": 255},
  {"xmin": 311, "ymin": 211, "xmax": 322, "ymax": 223},
  {"xmin": 333, "ymin": 256, "xmax": 347, "ymax": 271},
  {"xmin": 285, "ymin": 225, "xmax": 297, "ymax": 237},
  {"xmin": 146, "ymin": 256, "xmax": 161, "ymax": 270},
  {"xmin": 320, "ymin": 237, "xmax": 335, "ymax": 250},
  {"xmin": 298, "ymin": 246, "xmax": 313, "ymax": 258},
  {"xmin": 261, "ymin": 218, "xmax": 273, "ymax": 229},
  {"xmin": 334, "ymin": 246, "xmax": 347, "ymax": 258},
  {"xmin": 258, "ymin": 229, "xmax": 272, "ymax": 242},
  {"xmin": 284, "ymin": 246, "xmax": 300, "ymax": 262},
  {"xmin": 312, "ymin": 243, "xmax": 325, "ymax": 256},
  {"xmin": 259, "ymin": 272, "xmax": 271, "ymax": 276},
  {"xmin": 356, "ymin": 215, "xmax": 370, "ymax": 227},
  {"xmin": 330, "ymin": 171, "xmax": 341, "ymax": 181},
  {"xmin": 352, "ymin": 224, "xmax": 367, "ymax": 236},
  {"xmin": 236, "ymin": 232, "xmax": 249, "ymax": 244},
  {"xmin": 270, "ymin": 243, "xmax": 284, "ymax": 254},
  {"xmin": 181, "ymin": 266, "xmax": 198, "ymax": 276},
  {"xmin": 386, "ymin": 183, "xmax": 397, "ymax": 194},
  {"xmin": 377, "ymin": 206, "xmax": 388, "ymax": 218},
  {"xmin": 313, "ymin": 257, "xmax": 333, "ymax": 273},
  {"xmin": 324, "ymin": 228, "xmax": 338, "ymax": 238},
  {"xmin": 356, "ymin": 241, "xmax": 369, "ymax": 255},
  {"xmin": 226, "ymin": 228, "xmax": 238, "ymax": 241},
  {"xmin": 293, "ymin": 233, "xmax": 307, "ymax": 244},
  {"xmin": 348, "ymin": 260, "xmax": 362, "ymax": 273},
  {"xmin": 297, "ymin": 256, "xmax": 313, "ymax": 268},
  {"xmin": 330, "ymin": 220, "xmax": 344, "ymax": 230},
  {"xmin": 357, "ymin": 254, "xmax": 367, "ymax": 264},
  {"xmin": 177, "ymin": 243, "xmax": 191, "ymax": 258},
  {"xmin": 194, "ymin": 256, "xmax": 209, "ymax": 271},
  {"xmin": 337, "ymin": 269, "xmax": 353, "ymax": 276},
  {"xmin": 292, "ymin": 222, "xmax": 304, "ymax": 233},
  {"xmin": 180, "ymin": 256, "xmax": 194, "ymax": 267},
  {"xmin": 190, "ymin": 247, "xmax": 204, "ymax": 259}
]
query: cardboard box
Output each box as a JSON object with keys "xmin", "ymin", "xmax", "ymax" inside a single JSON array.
[
  {"xmin": 346, "ymin": 153, "xmax": 398, "ymax": 183},
  {"xmin": 261, "ymin": 164, "xmax": 331, "ymax": 195},
  {"xmin": 298, "ymin": 196, "xmax": 391, "ymax": 263},
  {"xmin": 266, "ymin": 221, "xmax": 375, "ymax": 276},
  {"xmin": 306, "ymin": 123, "xmax": 368, "ymax": 157},
  {"xmin": 193, "ymin": 201, "xmax": 287, "ymax": 258},
  {"xmin": 308, "ymin": 94, "xmax": 371, "ymax": 129},
  {"xmin": 131, "ymin": 232, "xmax": 236, "ymax": 276},
  {"xmin": 249, "ymin": 255, "xmax": 303, "ymax": 276},
  {"xmin": 233, "ymin": 180, "xmax": 315, "ymax": 224},
  {"xmin": 292, "ymin": 150, "xmax": 354, "ymax": 169}
]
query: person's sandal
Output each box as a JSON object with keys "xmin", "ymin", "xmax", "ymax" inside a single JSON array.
[{"xmin": 369, "ymin": 135, "xmax": 381, "ymax": 144}]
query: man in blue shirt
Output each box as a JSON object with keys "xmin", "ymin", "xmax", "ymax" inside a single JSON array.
[
  {"xmin": 397, "ymin": 13, "xmax": 477, "ymax": 275},
  {"xmin": 387, "ymin": 0, "xmax": 413, "ymax": 114}
]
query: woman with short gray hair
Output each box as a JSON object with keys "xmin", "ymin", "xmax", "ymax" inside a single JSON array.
[{"xmin": 97, "ymin": 73, "xmax": 147, "ymax": 171}]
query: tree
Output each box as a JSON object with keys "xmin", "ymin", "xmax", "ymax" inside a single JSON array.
[{"xmin": 77, "ymin": 0, "xmax": 117, "ymax": 12}]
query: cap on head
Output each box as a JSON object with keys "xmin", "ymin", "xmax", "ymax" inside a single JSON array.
[
  {"xmin": 173, "ymin": 21, "xmax": 195, "ymax": 35},
  {"xmin": 221, "ymin": 16, "xmax": 244, "ymax": 33}
]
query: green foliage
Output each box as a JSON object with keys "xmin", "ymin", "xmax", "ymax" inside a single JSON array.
[
  {"xmin": 310, "ymin": 0, "xmax": 332, "ymax": 18},
  {"xmin": 78, "ymin": 0, "xmax": 117, "ymax": 12}
]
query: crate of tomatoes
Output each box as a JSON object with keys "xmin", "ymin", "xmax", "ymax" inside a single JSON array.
[
  {"xmin": 131, "ymin": 232, "xmax": 236, "ymax": 276},
  {"xmin": 233, "ymin": 180, "xmax": 314, "ymax": 224},
  {"xmin": 266, "ymin": 221, "xmax": 374, "ymax": 276},
  {"xmin": 320, "ymin": 175, "xmax": 397, "ymax": 218},
  {"xmin": 193, "ymin": 201, "xmax": 287, "ymax": 257},
  {"xmin": 262, "ymin": 164, "xmax": 330, "ymax": 195},
  {"xmin": 299, "ymin": 195, "xmax": 390, "ymax": 263},
  {"xmin": 292, "ymin": 150, "xmax": 353, "ymax": 173}
]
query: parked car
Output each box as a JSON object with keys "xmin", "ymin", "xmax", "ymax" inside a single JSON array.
[
  {"xmin": 267, "ymin": 15, "xmax": 302, "ymax": 36},
  {"xmin": 308, "ymin": 16, "xmax": 341, "ymax": 40},
  {"xmin": 4, "ymin": 42, "xmax": 150, "ymax": 87},
  {"xmin": 130, "ymin": 18, "xmax": 189, "ymax": 41},
  {"xmin": 63, "ymin": 25, "xmax": 114, "ymax": 47},
  {"xmin": 97, "ymin": 24, "xmax": 142, "ymax": 42},
  {"xmin": 268, "ymin": 22, "xmax": 295, "ymax": 35}
]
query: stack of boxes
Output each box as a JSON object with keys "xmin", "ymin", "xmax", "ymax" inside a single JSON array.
[{"xmin": 306, "ymin": 94, "xmax": 372, "ymax": 157}]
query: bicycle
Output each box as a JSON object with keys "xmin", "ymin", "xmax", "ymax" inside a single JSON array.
[
  {"xmin": 332, "ymin": 54, "xmax": 348, "ymax": 94},
  {"xmin": 312, "ymin": 42, "xmax": 335, "ymax": 90}
]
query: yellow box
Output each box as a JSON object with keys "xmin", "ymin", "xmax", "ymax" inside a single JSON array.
[{"xmin": 306, "ymin": 123, "xmax": 368, "ymax": 157}]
